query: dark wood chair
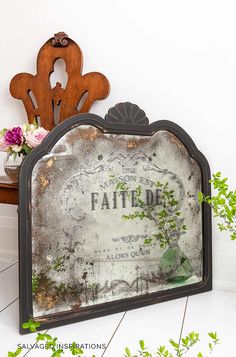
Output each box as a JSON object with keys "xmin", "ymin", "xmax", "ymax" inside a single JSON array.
[{"xmin": 0, "ymin": 32, "xmax": 110, "ymax": 205}]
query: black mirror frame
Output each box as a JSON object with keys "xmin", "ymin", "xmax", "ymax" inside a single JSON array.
[{"xmin": 18, "ymin": 102, "xmax": 212, "ymax": 334}]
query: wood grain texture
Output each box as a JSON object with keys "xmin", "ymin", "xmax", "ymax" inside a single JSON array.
[
  {"xmin": 0, "ymin": 32, "xmax": 110, "ymax": 205},
  {"xmin": 0, "ymin": 176, "xmax": 18, "ymax": 204},
  {"xmin": 10, "ymin": 33, "xmax": 110, "ymax": 130}
]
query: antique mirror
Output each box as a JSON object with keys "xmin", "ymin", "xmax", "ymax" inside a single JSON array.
[{"xmin": 19, "ymin": 102, "xmax": 212, "ymax": 333}]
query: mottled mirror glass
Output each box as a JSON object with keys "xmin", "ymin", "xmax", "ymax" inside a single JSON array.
[{"xmin": 31, "ymin": 125, "xmax": 203, "ymax": 318}]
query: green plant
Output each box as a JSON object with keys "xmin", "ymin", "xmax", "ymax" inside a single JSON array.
[
  {"xmin": 116, "ymin": 179, "xmax": 193, "ymax": 283},
  {"xmin": 36, "ymin": 333, "xmax": 63, "ymax": 357},
  {"xmin": 117, "ymin": 181, "xmax": 186, "ymax": 249},
  {"xmin": 69, "ymin": 342, "xmax": 83, "ymax": 355},
  {"xmin": 198, "ymin": 172, "xmax": 236, "ymax": 240},
  {"xmin": 31, "ymin": 254, "xmax": 76, "ymax": 310},
  {"xmin": 7, "ymin": 348, "xmax": 22, "ymax": 357},
  {"xmin": 49, "ymin": 256, "xmax": 66, "ymax": 272},
  {"xmin": 124, "ymin": 331, "xmax": 219, "ymax": 357},
  {"xmin": 32, "ymin": 271, "xmax": 41, "ymax": 294},
  {"xmin": 32, "ymin": 255, "xmax": 66, "ymax": 295},
  {"xmin": 22, "ymin": 319, "xmax": 40, "ymax": 332}
]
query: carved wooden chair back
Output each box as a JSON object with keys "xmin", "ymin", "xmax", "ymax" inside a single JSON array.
[{"xmin": 10, "ymin": 32, "xmax": 110, "ymax": 130}]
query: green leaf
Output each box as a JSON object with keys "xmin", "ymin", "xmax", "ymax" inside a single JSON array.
[
  {"xmin": 36, "ymin": 333, "xmax": 46, "ymax": 341},
  {"xmin": 14, "ymin": 349, "xmax": 23, "ymax": 357},
  {"xmin": 51, "ymin": 349, "xmax": 64, "ymax": 357},
  {"xmin": 158, "ymin": 345, "xmax": 165, "ymax": 353},
  {"xmin": 181, "ymin": 337, "xmax": 189, "ymax": 347},
  {"xmin": 139, "ymin": 340, "xmax": 145, "ymax": 350},
  {"xmin": 169, "ymin": 339, "xmax": 179, "ymax": 349},
  {"xmin": 70, "ymin": 342, "xmax": 84, "ymax": 355},
  {"xmin": 0, "ymin": 128, "xmax": 7, "ymax": 137},
  {"xmin": 22, "ymin": 144, "xmax": 31, "ymax": 155},
  {"xmin": 144, "ymin": 237, "xmax": 152, "ymax": 244},
  {"xmin": 22, "ymin": 319, "xmax": 40, "ymax": 332},
  {"xmin": 208, "ymin": 331, "xmax": 218, "ymax": 341},
  {"xmin": 125, "ymin": 347, "xmax": 131, "ymax": 357},
  {"xmin": 33, "ymin": 118, "xmax": 38, "ymax": 128},
  {"xmin": 7, "ymin": 349, "xmax": 23, "ymax": 357},
  {"xmin": 198, "ymin": 191, "xmax": 203, "ymax": 203}
]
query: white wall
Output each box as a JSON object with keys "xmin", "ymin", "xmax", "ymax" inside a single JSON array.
[{"xmin": 0, "ymin": 0, "xmax": 236, "ymax": 289}]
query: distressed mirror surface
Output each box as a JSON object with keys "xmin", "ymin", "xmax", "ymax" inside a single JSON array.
[{"xmin": 19, "ymin": 103, "xmax": 212, "ymax": 333}]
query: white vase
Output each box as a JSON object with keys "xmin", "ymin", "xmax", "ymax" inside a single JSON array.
[{"xmin": 4, "ymin": 152, "xmax": 25, "ymax": 183}]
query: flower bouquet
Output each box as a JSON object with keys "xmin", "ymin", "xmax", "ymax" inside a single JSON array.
[{"xmin": 0, "ymin": 121, "xmax": 49, "ymax": 182}]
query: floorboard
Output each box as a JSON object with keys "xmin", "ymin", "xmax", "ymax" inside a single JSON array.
[
  {"xmin": 103, "ymin": 297, "xmax": 187, "ymax": 357},
  {"xmin": 182, "ymin": 290, "xmax": 236, "ymax": 356}
]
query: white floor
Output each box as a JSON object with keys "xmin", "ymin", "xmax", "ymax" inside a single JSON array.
[{"xmin": 0, "ymin": 257, "xmax": 235, "ymax": 356}]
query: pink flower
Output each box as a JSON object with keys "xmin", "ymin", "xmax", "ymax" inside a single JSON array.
[
  {"xmin": 25, "ymin": 127, "xmax": 49, "ymax": 148},
  {"xmin": 0, "ymin": 135, "xmax": 9, "ymax": 152}
]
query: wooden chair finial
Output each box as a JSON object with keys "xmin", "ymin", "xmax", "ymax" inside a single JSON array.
[{"xmin": 51, "ymin": 32, "xmax": 69, "ymax": 47}]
